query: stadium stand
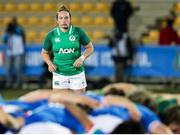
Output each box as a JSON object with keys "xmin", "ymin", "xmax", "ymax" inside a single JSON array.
[
  {"xmin": 41, "ymin": 16, "xmax": 54, "ymax": 25},
  {"xmin": 174, "ymin": 2, "xmax": 180, "ymax": 13},
  {"xmin": 0, "ymin": 3, "xmax": 4, "ymax": 11},
  {"xmin": 26, "ymin": 30, "xmax": 36, "ymax": 43},
  {"xmin": 28, "ymin": 16, "xmax": 40, "ymax": 25},
  {"xmin": 94, "ymin": 16, "xmax": 107, "ymax": 26},
  {"xmin": 81, "ymin": 2, "xmax": 94, "ymax": 12},
  {"xmin": 30, "ymin": 2, "xmax": 43, "ymax": 11},
  {"xmin": 69, "ymin": 2, "xmax": 81, "ymax": 12},
  {"xmin": 4, "ymin": 2, "xmax": 17, "ymax": 11},
  {"xmin": 174, "ymin": 17, "xmax": 180, "ymax": 27},
  {"xmin": 2, "ymin": 17, "xmax": 12, "ymax": 26},
  {"xmin": 17, "ymin": 2, "xmax": 30, "ymax": 11},
  {"xmin": 43, "ymin": 2, "xmax": 56, "ymax": 11},
  {"xmin": 95, "ymin": 2, "xmax": 109, "ymax": 12},
  {"xmin": 81, "ymin": 16, "xmax": 92, "ymax": 26},
  {"xmin": 17, "ymin": 16, "xmax": 27, "ymax": 25},
  {"xmin": 0, "ymin": 0, "xmax": 179, "ymax": 45},
  {"xmin": 71, "ymin": 16, "xmax": 81, "ymax": 25},
  {"xmin": 141, "ymin": 29, "xmax": 159, "ymax": 45}
]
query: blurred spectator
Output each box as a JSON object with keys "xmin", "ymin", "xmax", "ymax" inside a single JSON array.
[
  {"xmin": 109, "ymin": 32, "xmax": 134, "ymax": 82},
  {"xmin": 110, "ymin": 0, "xmax": 134, "ymax": 35},
  {"xmin": 158, "ymin": 17, "xmax": 180, "ymax": 46},
  {"xmin": 2, "ymin": 17, "xmax": 26, "ymax": 88},
  {"xmin": 110, "ymin": 0, "xmax": 136, "ymax": 83}
]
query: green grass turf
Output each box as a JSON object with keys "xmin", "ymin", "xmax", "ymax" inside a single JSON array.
[
  {"xmin": 0, "ymin": 85, "xmax": 180, "ymax": 100},
  {"xmin": 0, "ymin": 88, "xmax": 34, "ymax": 100}
]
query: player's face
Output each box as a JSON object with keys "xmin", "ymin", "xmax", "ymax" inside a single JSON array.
[
  {"xmin": 57, "ymin": 11, "xmax": 71, "ymax": 30},
  {"xmin": 169, "ymin": 123, "xmax": 180, "ymax": 134}
]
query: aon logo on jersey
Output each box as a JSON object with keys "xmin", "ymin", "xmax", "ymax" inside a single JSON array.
[{"xmin": 58, "ymin": 48, "xmax": 75, "ymax": 54}]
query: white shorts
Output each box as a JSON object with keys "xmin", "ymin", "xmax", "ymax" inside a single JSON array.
[
  {"xmin": 52, "ymin": 71, "xmax": 87, "ymax": 90},
  {"xmin": 88, "ymin": 114, "xmax": 123, "ymax": 133}
]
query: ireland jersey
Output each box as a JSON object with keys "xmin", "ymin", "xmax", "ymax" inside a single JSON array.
[{"xmin": 43, "ymin": 25, "xmax": 90, "ymax": 76}]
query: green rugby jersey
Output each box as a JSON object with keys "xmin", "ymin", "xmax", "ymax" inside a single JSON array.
[{"xmin": 43, "ymin": 25, "xmax": 90, "ymax": 76}]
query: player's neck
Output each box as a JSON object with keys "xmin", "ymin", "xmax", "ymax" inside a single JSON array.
[{"xmin": 60, "ymin": 27, "xmax": 69, "ymax": 32}]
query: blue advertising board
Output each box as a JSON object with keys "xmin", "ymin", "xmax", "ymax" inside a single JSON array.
[
  {"xmin": 0, "ymin": 45, "xmax": 180, "ymax": 78},
  {"xmin": 131, "ymin": 46, "xmax": 180, "ymax": 77}
]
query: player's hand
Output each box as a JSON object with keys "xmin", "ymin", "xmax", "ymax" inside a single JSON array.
[
  {"xmin": 73, "ymin": 56, "xmax": 85, "ymax": 67},
  {"xmin": 47, "ymin": 62, "xmax": 56, "ymax": 72}
]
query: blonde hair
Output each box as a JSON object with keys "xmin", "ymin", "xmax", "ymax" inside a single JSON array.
[{"xmin": 56, "ymin": 5, "xmax": 71, "ymax": 20}]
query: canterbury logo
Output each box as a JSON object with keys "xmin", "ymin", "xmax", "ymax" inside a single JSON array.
[
  {"xmin": 55, "ymin": 38, "xmax": 60, "ymax": 42},
  {"xmin": 58, "ymin": 48, "xmax": 75, "ymax": 54}
]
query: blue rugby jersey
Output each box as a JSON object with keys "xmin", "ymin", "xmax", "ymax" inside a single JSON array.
[
  {"xmin": 24, "ymin": 103, "xmax": 86, "ymax": 134},
  {"xmin": 136, "ymin": 104, "xmax": 161, "ymax": 133}
]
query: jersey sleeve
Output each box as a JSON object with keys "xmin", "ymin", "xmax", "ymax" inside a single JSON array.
[
  {"xmin": 43, "ymin": 32, "xmax": 52, "ymax": 51},
  {"xmin": 79, "ymin": 28, "xmax": 91, "ymax": 46},
  {"xmin": 136, "ymin": 104, "xmax": 161, "ymax": 133}
]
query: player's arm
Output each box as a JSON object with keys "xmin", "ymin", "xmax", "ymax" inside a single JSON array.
[
  {"xmin": 18, "ymin": 89, "xmax": 52, "ymax": 102},
  {"xmin": 41, "ymin": 32, "xmax": 56, "ymax": 72},
  {"xmin": 102, "ymin": 95, "xmax": 141, "ymax": 122},
  {"xmin": 73, "ymin": 42, "xmax": 94, "ymax": 68},
  {"xmin": 82, "ymin": 42, "xmax": 94, "ymax": 60},
  {"xmin": 49, "ymin": 90, "xmax": 100, "ymax": 109},
  {"xmin": 41, "ymin": 49, "xmax": 56, "ymax": 72},
  {"xmin": 0, "ymin": 109, "xmax": 23, "ymax": 131},
  {"xmin": 63, "ymin": 102, "xmax": 93, "ymax": 133}
]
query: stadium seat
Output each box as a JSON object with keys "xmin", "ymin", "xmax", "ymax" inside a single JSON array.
[
  {"xmin": 41, "ymin": 16, "xmax": 54, "ymax": 25},
  {"xmin": 27, "ymin": 31, "xmax": 37, "ymax": 43},
  {"xmin": 69, "ymin": 2, "xmax": 81, "ymax": 12},
  {"xmin": 174, "ymin": 17, "xmax": 180, "ymax": 27},
  {"xmin": 0, "ymin": 3, "xmax": 4, "ymax": 11},
  {"xmin": 4, "ymin": 2, "xmax": 17, "ymax": 11},
  {"xmin": 94, "ymin": 16, "xmax": 106, "ymax": 25},
  {"xmin": 30, "ymin": 3, "xmax": 42, "ymax": 11},
  {"xmin": 28, "ymin": 16, "xmax": 40, "ymax": 25},
  {"xmin": 43, "ymin": 2, "xmax": 56, "ymax": 11},
  {"xmin": 2, "ymin": 17, "xmax": 12, "ymax": 25},
  {"xmin": 17, "ymin": 16, "xmax": 27, "ymax": 25},
  {"xmin": 148, "ymin": 30, "xmax": 159, "ymax": 39},
  {"xmin": 95, "ymin": 3, "xmax": 109, "ymax": 12},
  {"xmin": 35, "ymin": 38, "xmax": 43, "ymax": 44},
  {"xmin": 107, "ymin": 17, "xmax": 113, "ymax": 26},
  {"xmin": 93, "ymin": 31, "xmax": 106, "ymax": 40},
  {"xmin": 17, "ymin": 2, "xmax": 30, "ymax": 11},
  {"xmin": 175, "ymin": 2, "xmax": 180, "ymax": 13},
  {"xmin": 86, "ymin": 31, "xmax": 92, "ymax": 39},
  {"xmin": 142, "ymin": 35, "xmax": 158, "ymax": 45},
  {"xmin": 0, "ymin": 18, "xmax": 3, "ymax": 26},
  {"xmin": 36, "ymin": 31, "xmax": 47, "ymax": 43},
  {"xmin": 142, "ymin": 36, "xmax": 150, "ymax": 44},
  {"xmin": 82, "ymin": 2, "xmax": 94, "ymax": 12},
  {"xmin": 81, "ymin": 16, "xmax": 92, "ymax": 25},
  {"xmin": 39, "ymin": 31, "xmax": 47, "ymax": 39},
  {"xmin": 71, "ymin": 17, "xmax": 80, "ymax": 25}
]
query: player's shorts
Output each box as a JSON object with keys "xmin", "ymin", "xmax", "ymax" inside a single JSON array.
[
  {"xmin": 52, "ymin": 71, "xmax": 87, "ymax": 90},
  {"xmin": 88, "ymin": 114, "xmax": 123, "ymax": 133}
]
